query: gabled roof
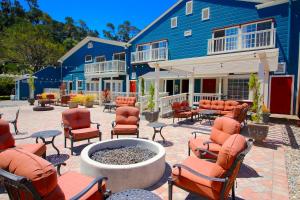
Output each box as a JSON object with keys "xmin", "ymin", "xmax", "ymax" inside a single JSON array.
[
  {"xmin": 58, "ymin": 37, "xmax": 128, "ymax": 63},
  {"xmin": 128, "ymin": 0, "xmax": 287, "ymax": 44}
]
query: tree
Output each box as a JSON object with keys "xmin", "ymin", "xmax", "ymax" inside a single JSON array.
[
  {"xmin": 103, "ymin": 21, "xmax": 140, "ymax": 42},
  {"xmin": 0, "ymin": 22, "xmax": 65, "ymax": 72}
]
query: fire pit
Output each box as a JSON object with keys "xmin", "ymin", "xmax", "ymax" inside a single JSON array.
[{"xmin": 80, "ymin": 138, "xmax": 166, "ymax": 192}]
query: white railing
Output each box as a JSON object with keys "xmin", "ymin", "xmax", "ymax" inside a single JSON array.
[
  {"xmin": 131, "ymin": 47, "xmax": 168, "ymax": 63},
  {"xmin": 44, "ymin": 88, "xmax": 60, "ymax": 94},
  {"xmin": 85, "ymin": 60, "xmax": 126, "ymax": 75},
  {"xmin": 193, "ymin": 93, "xmax": 223, "ymax": 104},
  {"xmin": 208, "ymin": 28, "xmax": 276, "ymax": 54},
  {"xmin": 160, "ymin": 93, "xmax": 187, "ymax": 117}
]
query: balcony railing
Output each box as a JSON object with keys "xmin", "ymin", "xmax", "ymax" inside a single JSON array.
[
  {"xmin": 131, "ymin": 47, "xmax": 168, "ymax": 63},
  {"xmin": 85, "ymin": 60, "xmax": 126, "ymax": 75},
  {"xmin": 208, "ymin": 28, "xmax": 276, "ymax": 55}
]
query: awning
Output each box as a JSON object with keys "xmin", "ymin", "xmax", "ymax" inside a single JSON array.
[{"xmin": 148, "ymin": 48, "xmax": 279, "ymax": 75}]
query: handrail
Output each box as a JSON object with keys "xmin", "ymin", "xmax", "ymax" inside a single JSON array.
[
  {"xmin": 85, "ymin": 60, "xmax": 126, "ymax": 74},
  {"xmin": 131, "ymin": 47, "xmax": 168, "ymax": 63}
]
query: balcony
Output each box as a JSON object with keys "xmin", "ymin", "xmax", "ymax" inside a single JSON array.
[
  {"xmin": 208, "ymin": 28, "xmax": 276, "ymax": 55},
  {"xmin": 131, "ymin": 47, "xmax": 168, "ymax": 64},
  {"xmin": 84, "ymin": 60, "xmax": 126, "ymax": 77}
]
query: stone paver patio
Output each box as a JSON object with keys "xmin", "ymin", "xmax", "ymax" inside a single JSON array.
[{"xmin": 0, "ymin": 102, "xmax": 291, "ymax": 200}]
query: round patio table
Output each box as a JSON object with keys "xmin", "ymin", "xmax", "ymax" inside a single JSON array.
[
  {"xmin": 107, "ymin": 189, "xmax": 162, "ymax": 200},
  {"xmin": 103, "ymin": 102, "xmax": 117, "ymax": 112},
  {"xmin": 148, "ymin": 122, "xmax": 167, "ymax": 143},
  {"xmin": 199, "ymin": 110, "xmax": 218, "ymax": 125},
  {"xmin": 31, "ymin": 130, "xmax": 61, "ymax": 155}
]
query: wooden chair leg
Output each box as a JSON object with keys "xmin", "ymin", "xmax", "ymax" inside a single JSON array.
[
  {"xmin": 111, "ymin": 130, "xmax": 113, "ymax": 139},
  {"xmin": 168, "ymin": 177, "xmax": 173, "ymax": 200},
  {"xmin": 71, "ymin": 140, "xmax": 74, "ymax": 155},
  {"xmin": 64, "ymin": 137, "xmax": 67, "ymax": 148}
]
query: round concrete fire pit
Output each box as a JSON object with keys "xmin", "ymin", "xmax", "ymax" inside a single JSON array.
[{"xmin": 80, "ymin": 138, "xmax": 166, "ymax": 193}]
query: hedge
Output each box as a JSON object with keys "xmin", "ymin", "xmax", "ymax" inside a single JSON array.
[{"xmin": 0, "ymin": 77, "xmax": 15, "ymax": 96}]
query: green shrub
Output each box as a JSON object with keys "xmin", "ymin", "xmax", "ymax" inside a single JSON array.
[
  {"xmin": 0, "ymin": 96, "xmax": 10, "ymax": 100},
  {"xmin": 0, "ymin": 77, "xmax": 15, "ymax": 96}
]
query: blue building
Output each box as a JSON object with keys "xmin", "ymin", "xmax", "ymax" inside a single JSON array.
[
  {"xmin": 21, "ymin": 0, "xmax": 299, "ymax": 115},
  {"xmin": 128, "ymin": 0, "xmax": 300, "ymax": 115}
]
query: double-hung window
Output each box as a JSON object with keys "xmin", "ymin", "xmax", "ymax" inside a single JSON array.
[
  {"xmin": 213, "ymin": 27, "xmax": 238, "ymax": 52},
  {"xmin": 227, "ymin": 78, "xmax": 249, "ymax": 100},
  {"xmin": 186, "ymin": 1, "xmax": 193, "ymax": 15},
  {"xmin": 171, "ymin": 17, "xmax": 178, "ymax": 28},
  {"xmin": 85, "ymin": 55, "xmax": 92, "ymax": 62},
  {"xmin": 113, "ymin": 52, "xmax": 126, "ymax": 61},
  {"xmin": 95, "ymin": 56, "xmax": 106, "ymax": 63}
]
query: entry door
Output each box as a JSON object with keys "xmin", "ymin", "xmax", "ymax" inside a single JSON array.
[
  {"xmin": 182, "ymin": 80, "xmax": 189, "ymax": 93},
  {"xmin": 270, "ymin": 76, "xmax": 293, "ymax": 114},
  {"xmin": 166, "ymin": 80, "xmax": 174, "ymax": 95},
  {"xmin": 202, "ymin": 79, "xmax": 216, "ymax": 93},
  {"xmin": 130, "ymin": 81, "xmax": 136, "ymax": 93}
]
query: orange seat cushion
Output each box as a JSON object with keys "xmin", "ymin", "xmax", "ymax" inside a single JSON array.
[
  {"xmin": 113, "ymin": 124, "xmax": 138, "ymax": 134},
  {"xmin": 0, "ymin": 149, "xmax": 61, "ymax": 198},
  {"xmin": 16, "ymin": 143, "xmax": 46, "ymax": 157},
  {"xmin": 172, "ymin": 156, "xmax": 226, "ymax": 200},
  {"xmin": 71, "ymin": 128, "xmax": 99, "ymax": 141},
  {"xmin": 57, "ymin": 171, "xmax": 105, "ymax": 200},
  {"xmin": 0, "ymin": 119, "xmax": 15, "ymax": 150},
  {"xmin": 189, "ymin": 136, "xmax": 221, "ymax": 159}
]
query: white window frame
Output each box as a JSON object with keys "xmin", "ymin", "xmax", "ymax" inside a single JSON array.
[
  {"xmin": 95, "ymin": 55, "xmax": 106, "ymax": 63},
  {"xmin": 77, "ymin": 80, "xmax": 83, "ymax": 89},
  {"xmin": 186, "ymin": 1, "xmax": 193, "ymax": 15},
  {"xmin": 86, "ymin": 81, "xmax": 99, "ymax": 91},
  {"xmin": 85, "ymin": 55, "xmax": 93, "ymax": 62},
  {"xmin": 87, "ymin": 42, "xmax": 93, "ymax": 49},
  {"xmin": 184, "ymin": 29, "xmax": 192, "ymax": 37},
  {"xmin": 202, "ymin": 7, "xmax": 210, "ymax": 21},
  {"xmin": 113, "ymin": 52, "xmax": 126, "ymax": 61},
  {"xmin": 171, "ymin": 17, "xmax": 178, "ymax": 28},
  {"xmin": 104, "ymin": 80, "xmax": 123, "ymax": 92},
  {"xmin": 227, "ymin": 77, "xmax": 250, "ymax": 100}
]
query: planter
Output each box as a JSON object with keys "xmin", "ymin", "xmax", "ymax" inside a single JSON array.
[
  {"xmin": 69, "ymin": 102, "xmax": 78, "ymax": 109},
  {"xmin": 143, "ymin": 111, "xmax": 160, "ymax": 123},
  {"xmin": 85, "ymin": 101, "xmax": 94, "ymax": 108},
  {"xmin": 28, "ymin": 98, "xmax": 35, "ymax": 106},
  {"xmin": 262, "ymin": 113, "xmax": 271, "ymax": 124},
  {"xmin": 248, "ymin": 123, "xmax": 269, "ymax": 142}
]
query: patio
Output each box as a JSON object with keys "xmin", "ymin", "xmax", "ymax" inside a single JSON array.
[{"xmin": 0, "ymin": 101, "xmax": 296, "ymax": 200}]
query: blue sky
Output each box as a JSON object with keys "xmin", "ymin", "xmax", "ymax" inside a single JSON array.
[{"xmin": 20, "ymin": 0, "xmax": 178, "ymax": 37}]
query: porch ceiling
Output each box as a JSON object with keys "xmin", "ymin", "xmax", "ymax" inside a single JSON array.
[{"xmin": 148, "ymin": 48, "xmax": 279, "ymax": 75}]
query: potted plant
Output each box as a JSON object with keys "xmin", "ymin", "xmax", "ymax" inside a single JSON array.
[
  {"xmin": 262, "ymin": 104, "xmax": 271, "ymax": 123},
  {"xmin": 247, "ymin": 74, "xmax": 269, "ymax": 142},
  {"xmin": 102, "ymin": 89, "xmax": 111, "ymax": 104},
  {"xmin": 69, "ymin": 95, "xmax": 80, "ymax": 109},
  {"xmin": 84, "ymin": 95, "xmax": 95, "ymax": 108},
  {"xmin": 141, "ymin": 78, "xmax": 145, "ymax": 96},
  {"xmin": 143, "ymin": 84, "xmax": 160, "ymax": 123},
  {"xmin": 27, "ymin": 75, "xmax": 35, "ymax": 105}
]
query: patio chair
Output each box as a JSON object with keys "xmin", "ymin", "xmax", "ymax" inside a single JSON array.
[
  {"xmin": 225, "ymin": 103, "xmax": 249, "ymax": 125},
  {"xmin": 0, "ymin": 148, "xmax": 110, "ymax": 200},
  {"xmin": 169, "ymin": 134, "xmax": 253, "ymax": 200},
  {"xmin": 172, "ymin": 102, "xmax": 193, "ymax": 123},
  {"xmin": 188, "ymin": 117, "xmax": 241, "ymax": 159},
  {"xmin": 0, "ymin": 119, "xmax": 46, "ymax": 157},
  {"xmin": 8, "ymin": 109, "xmax": 20, "ymax": 135},
  {"xmin": 62, "ymin": 108, "xmax": 101, "ymax": 155},
  {"xmin": 111, "ymin": 106, "xmax": 140, "ymax": 139}
]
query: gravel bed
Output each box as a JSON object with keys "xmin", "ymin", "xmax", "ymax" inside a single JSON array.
[
  {"xmin": 90, "ymin": 146, "xmax": 157, "ymax": 165},
  {"xmin": 282, "ymin": 125, "xmax": 300, "ymax": 200}
]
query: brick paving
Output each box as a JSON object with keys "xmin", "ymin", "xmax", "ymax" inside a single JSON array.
[{"xmin": 0, "ymin": 103, "xmax": 290, "ymax": 200}]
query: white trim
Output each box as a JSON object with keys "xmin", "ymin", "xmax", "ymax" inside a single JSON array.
[
  {"xmin": 85, "ymin": 55, "xmax": 93, "ymax": 62},
  {"xmin": 201, "ymin": 7, "xmax": 210, "ymax": 21},
  {"xmin": 171, "ymin": 17, "xmax": 178, "ymax": 29},
  {"xmin": 58, "ymin": 36, "xmax": 127, "ymax": 63},
  {"xmin": 256, "ymin": 0, "xmax": 289, "ymax": 9},
  {"xmin": 269, "ymin": 75, "xmax": 294, "ymax": 115},
  {"xmin": 128, "ymin": 0, "xmax": 267, "ymax": 44},
  {"xmin": 186, "ymin": 1, "xmax": 193, "ymax": 15}
]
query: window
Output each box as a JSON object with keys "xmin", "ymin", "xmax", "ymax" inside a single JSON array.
[
  {"xmin": 186, "ymin": 1, "xmax": 193, "ymax": 15},
  {"xmin": 87, "ymin": 42, "xmax": 93, "ymax": 49},
  {"xmin": 86, "ymin": 81, "xmax": 99, "ymax": 91},
  {"xmin": 104, "ymin": 80, "xmax": 123, "ymax": 92},
  {"xmin": 184, "ymin": 29, "xmax": 192, "ymax": 37},
  {"xmin": 113, "ymin": 52, "xmax": 126, "ymax": 61},
  {"xmin": 77, "ymin": 80, "xmax": 83, "ymax": 89},
  {"xmin": 85, "ymin": 55, "xmax": 92, "ymax": 62},
  {"xmin": 274, "ymin": 62, "xmax": 286, "ymax": 74},
  {"xmin": 227, "ymin": 78, "xmax": 249, "ymax": 100},
  {"xmin": 95, "ymin": 56, "xmax": 106, "ymax": 63},
  {"xmin": 202, "ymin": 8, "xmax": 210, "ymax": 21},
  {"xmin": 171, "ymin": 17, "xmax": 178, "ymax": 28}
]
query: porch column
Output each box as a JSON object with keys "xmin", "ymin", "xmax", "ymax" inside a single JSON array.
[
  {"xmin": 154, "ymin": 64, "xmax": 160, "ymax": 112},
  {"xmin": 223, "ymin": 77, "xmax": 228, "ymax": 99},
  {"xmin": 110, "ymin": 77, "xmax": 113, "ymax": 92},
  {"xmin": 99, "ymin": 78, "xmax": 102, "ymax": 92},
  {"xmin": 189, "ymin": 75, "xmax": 195, "ymax": 106},
  {"xmin": 258, "ymin": 62, "xmax": 269, "ymax": 105},
  {"xmin": 126, "ymin": 75, "xmax": 130, "ymax": 94},
  {"xmin": 75, "ymin": 78, "xmax": 78, "ymax": 93},
  {"xmin": 218, "ymin": 77, "xmax": 222, "ymax": 100}
]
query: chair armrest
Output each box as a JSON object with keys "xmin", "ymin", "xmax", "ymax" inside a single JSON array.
[
  {"xmin": 111, "ymin": 121, "xmax": 116, "ymax": 128},
  {"xmin": 91, "ymin": 122, "xmax": 100, "ymax": 129},
  {"xmin": 0, "ymin": 169, "xmax": 25, "ymax": 182},
  {"xmin": 191, "ymin": 131, "xmax": 208, "ymax": 139},
  {"xmin": 62, "ymin": 124, "xmax": 74, "ymax": 136},
  {"xmin": 173, "ymin": 164, "xmax": 226, "ymax": 182},
  {"xmin": 70, "ymin": 176, "xmax": 108, "ymax": 200},
  {"xmin": 195, "ymin": 147, "xmax": 218, "ymax": 158}
]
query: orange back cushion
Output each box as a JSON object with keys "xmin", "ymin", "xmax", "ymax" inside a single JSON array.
[
  {"xmin": 224, "ymin": 101, "xmax": 239, "ymax": 111},
  {"xmin": 0, "ymin": 149, "xmax": 63, "ymax": 198},
  {"xmin": 116, "ymin": 97, "xmax": 136, "ymax": 106},
  {"xmin": 199, "ymin": 100, "xmax": 211, "ymax": 109},
  {"xmin": 217, "ymin": 134, "xmax": 247, "ymax": 170},
  {"xmin": 211, "ymin": 100, "xmax": 225, "ymax": 110},
  {"xmin": 62, "ymin": 108, "xmax": 91, "ymax": 136},
  {"xmin": 0, "ymin": 119, "xmax": 15, "ymax": 150},
  {"xmin": 116, "ymin": 106, "xmax": 140, "ymax": 125},
  {"xmin": 210, "ymin": 117, "xmax": 241, "ymax": 145}
]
